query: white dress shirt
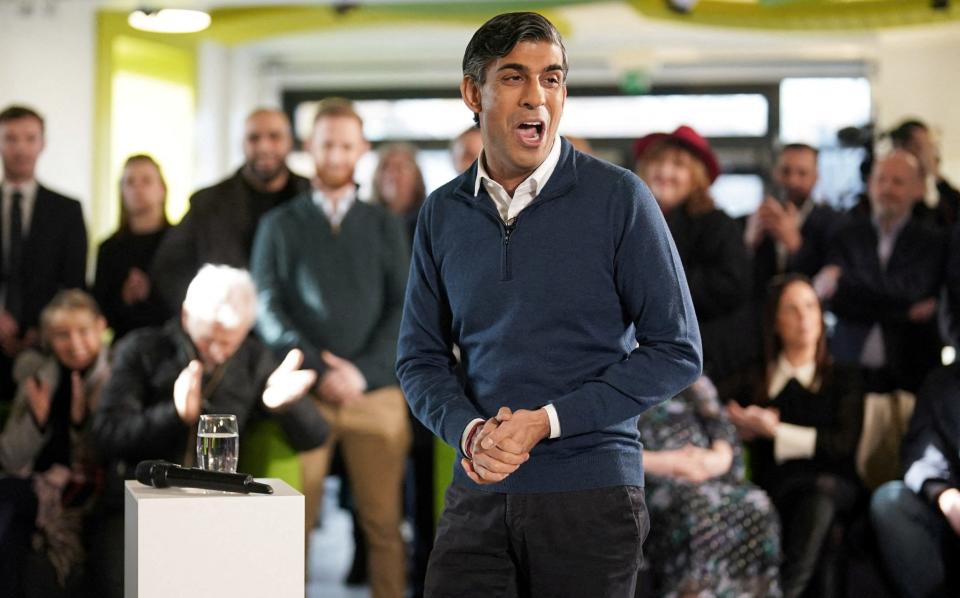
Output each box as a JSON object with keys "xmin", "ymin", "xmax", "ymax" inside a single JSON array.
[
  {"xmin": 474, "ymin": 134, "xmax": 562, "ymax": 224},
  {"xmin": 312, "ymin": 187, "xmax": 357, "ymax": 229}
]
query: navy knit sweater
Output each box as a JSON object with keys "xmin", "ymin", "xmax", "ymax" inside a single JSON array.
[{"xmin": 397, "ymin": 139, "xmax": 702, "ymax": 493}]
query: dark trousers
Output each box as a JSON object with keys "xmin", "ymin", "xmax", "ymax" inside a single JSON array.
[
  {"xmin": 426, "ymin": 483, "xmax": 648, "ymax": 598},
  {"xmin": 775, "ymin": 473, "xmax": 859, "ymax": 598},
  {"xmin": 0, "ymin": 477, "xmax": 37, "ymax": 596},
  {"xmin": 871, "ymin": 481, "xmax": 960, "ymax": 598}
]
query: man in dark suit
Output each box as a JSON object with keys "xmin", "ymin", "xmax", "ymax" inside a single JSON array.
[
  {"xmin": 744, "ymin": 143, "xmax": 839, "ymax": 297},
  {"xmin": 0, "ymin": 105, "xmax": 87, "ymax": 401},
  {"xmin": 151, "ymin": 108, "xmax": 309, "ymax": 311},
  {"xmin": 817, "ymin": 150, "xmax": 947, "ymax": 393}
]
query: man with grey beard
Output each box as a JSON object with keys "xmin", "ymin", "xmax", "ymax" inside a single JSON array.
[{"xmin": 152, "ymin": 108, "xmax": 309, "ymax": 309}]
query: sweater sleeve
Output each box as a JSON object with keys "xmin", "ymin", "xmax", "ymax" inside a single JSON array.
[
  {"xmin": 352, "ymin": 212, "xmax": 410, "ymax": 390},
  {"xmin": 250, "ymin": 212, "xmax": 327, "ymax": 376},
  {"xmin": 550, "ymin": 174, "xmax": 703, "ymax": 438},
  {"xmin": 397, "ymin": 198, "xmax": 484, "ymax": 451}
]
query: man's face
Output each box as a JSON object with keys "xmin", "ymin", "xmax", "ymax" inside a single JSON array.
[
  {"xmin": 453, "ymin": 129, "xmax": 483, "ymax": 174},
  {"xmin": 309, "ymin": 115, "xmax": 368, "ymax": 190},
  {"xmin": 0, "ymin": 116, "xmax": 44, "ymax": 183},
  {"xmin": 242, "ymin": 111, "xmax": 293, "ymax": 184},
  {"xmin": 774, "ymin": 148, "xmax": 818, "ymax": 205},
  {"xmin": 868, "ymin": 152, "xmax": 924, "ymax": 222},
  {"xmin": 461, "ymin": 41, "xmax": 566, "ymax": 183},
  {"xmin": 183, "ymin": 311, "xmax": 251, "ymax": 369}
]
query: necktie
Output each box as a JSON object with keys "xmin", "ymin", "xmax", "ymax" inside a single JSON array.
[{"xmin": 6, "ymin": 190, "xmax": 23, "ymax": 321}]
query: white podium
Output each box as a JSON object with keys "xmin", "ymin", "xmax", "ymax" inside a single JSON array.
[{"xmin": 124, "ymin": 479, "xmax": 303, "ymax": 598}]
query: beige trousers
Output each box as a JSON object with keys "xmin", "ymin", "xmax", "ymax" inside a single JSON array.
[{"xmin": 301, "ymin": 385, "xmax": 411, "ymax": 598}]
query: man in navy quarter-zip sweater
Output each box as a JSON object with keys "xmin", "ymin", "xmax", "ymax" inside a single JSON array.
[{"xmin": 396, "ymin": 12, "xmax": 702, "ymax": 598}]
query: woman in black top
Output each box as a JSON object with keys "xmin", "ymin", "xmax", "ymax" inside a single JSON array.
[
  {"xmin": 93, "ymin": 154, "xmax": 171, "ymax": 341},
  {"xmin": 727, "ymin": 274, "xmax": 864, "ymax": 598}
]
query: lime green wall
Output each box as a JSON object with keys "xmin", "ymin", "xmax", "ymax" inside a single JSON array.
[{"xmin": 94, "ymin": 13, "xmax": 199, "ymax": 246}]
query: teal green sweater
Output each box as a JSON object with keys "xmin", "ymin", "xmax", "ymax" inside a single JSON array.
[{"xmin": 251, "ymin": 194, "xmax": 409, "ymax": 390}]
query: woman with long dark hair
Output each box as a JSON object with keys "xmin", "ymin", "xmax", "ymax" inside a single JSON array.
[{"xmin": 727, "ymin": 274, "xmax": 864, "ymax": 598}]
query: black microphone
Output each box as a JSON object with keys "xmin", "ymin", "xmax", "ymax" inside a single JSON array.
[{"xmin": 135, "ymin": 460, "xmax": 273, "ymax": 495}]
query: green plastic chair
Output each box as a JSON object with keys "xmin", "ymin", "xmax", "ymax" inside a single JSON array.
[
  {"xmin": 238, "ymin": 419, "xmax": 303, "ymax": 491},
  {"xmin": 434, "ymin": 438, "xmax": 456, "ymax": 523}
]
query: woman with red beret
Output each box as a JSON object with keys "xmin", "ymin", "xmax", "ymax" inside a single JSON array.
[{"xmin": 634, "ymin": 126, "xmax": 755, "ymax": 383}]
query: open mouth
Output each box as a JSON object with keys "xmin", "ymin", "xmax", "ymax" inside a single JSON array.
[{"xmin": 515, "ymin": 121, "xmax": 545, "ymax": 147}]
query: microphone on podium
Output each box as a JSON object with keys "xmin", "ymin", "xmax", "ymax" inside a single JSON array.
[{"xmin": 135, "ymin": 460, "xmax": 274, "ymax": 495}]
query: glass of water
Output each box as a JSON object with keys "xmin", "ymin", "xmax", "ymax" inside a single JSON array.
[{"xmin": 197, "ymin": 414, "xmax": 239, "ymax": 473}]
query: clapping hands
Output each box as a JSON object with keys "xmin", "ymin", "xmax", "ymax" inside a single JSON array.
[{"xmin": 262, "ymin": 349, "xmax": 317, "ymax": 410}]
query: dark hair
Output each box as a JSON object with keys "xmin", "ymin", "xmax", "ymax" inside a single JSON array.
[
  {"xmin": 118, "ymin": 154, "xmax": 170, "ymax": 236},
  {"xmin": 760, "ymin": 274, "xmax": 831, "ymax": 402},
  {"xmin": 780, "ymin": 143, "xmax": 819, "ymax": 159},
  {"xmin": 889, "ymin": 119, "xmax": 928, "ymax": 148},
  {"xmin": 0, "ymin": 105, "xmax": 44, "ymax": 132},
  {"xmin": 462, "ymin": 12, "xmax": 568, "ymax": 125}
]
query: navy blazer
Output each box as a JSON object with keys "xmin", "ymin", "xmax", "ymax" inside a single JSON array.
[{"xmin": 827, "ymin": 212, "xmax": 947, "ymax": 392}]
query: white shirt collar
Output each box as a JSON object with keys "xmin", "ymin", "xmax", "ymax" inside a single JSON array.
[
  {"xmin": 2, "ymin": 179, "xmax": 38, "ymax": 200},
  {"xmin": 312, "ymin": 187, "xmax": 357, "ymax": 228},
  {"xmin": 473, "ymin": 135, "xmax": 562, "ymax": 223},
  {"xmin": 768, "ymin": 353, "xmax": 817, "ymax": 398},
  {"xmin": 473, "ymin": 135, "xmax": 562, "ymax": 198}
]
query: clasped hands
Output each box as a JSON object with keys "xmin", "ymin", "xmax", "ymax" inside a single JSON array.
[{"xmin": 461, "ymin": 406, "xmax": 550, "ymax": 485}]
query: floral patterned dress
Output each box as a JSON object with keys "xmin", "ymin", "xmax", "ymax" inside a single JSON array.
[{"xmin": 638, "ymin": 379, "xmax": 782, "ymax": 597}]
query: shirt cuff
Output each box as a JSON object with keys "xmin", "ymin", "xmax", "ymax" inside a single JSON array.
[
  {"xmin": 544, "ymin": 403, "xmax": 561, "ymax": 439},
  {"xmin": 773, "ymin": 422, "xmax": 817, "ymax": 464},
  {"xmin": 460, "ymin": 418, "xmax": 484, "ymax": 455}
]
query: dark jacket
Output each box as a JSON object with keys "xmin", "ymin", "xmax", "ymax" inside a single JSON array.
[
  {"xmin": 93, "ymin": 228, "xmax": 172, "ymax": 341},
  {"xmin": 151, "ymin": 169, "xmax": 309, "ymax": 309},
  {"xmin": 666, "ymin": 206, "xmax": 754, "ymax": 381},
  {"xmin": 751, "ymin": 201, "xmax": 840, "ymax": 296},
  {"xmin": 92, "ymin": 320, "xmax": 328, "ymax": 488},
  {"xmin": 827, "ymin": 212, "xmax": 947, "ymax": 392},
  {"xmin": 0, "ymin": 184, "xmax": 87, "ymax": 331},
  {"xmin": 731, "ymin": 363, "xmax": 864, "ymax": 492}
]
